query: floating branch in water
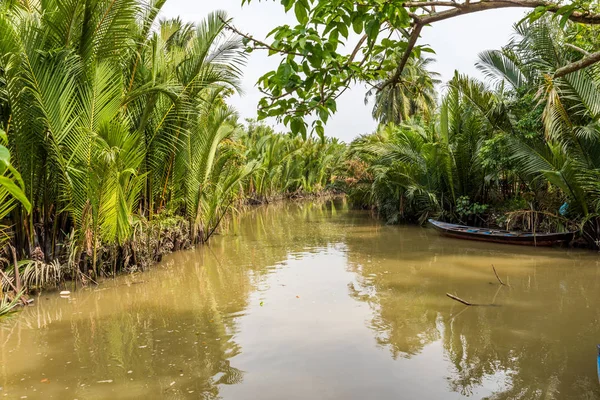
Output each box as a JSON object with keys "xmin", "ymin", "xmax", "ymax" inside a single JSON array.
[
  {"xmin": 446, "ymin": 293, "xmax": 474, "ymax": 306},
  {"xmin": 446, "ymin": 293, "xmax": 501, "ymax": 307},
  {"xmin": 492, "ymin": 264, "xmax": 509, "ymax": 287}
]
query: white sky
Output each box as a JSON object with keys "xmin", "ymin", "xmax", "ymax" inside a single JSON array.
[{"xmin": 161, "ymin": 1, "xmax": 526, "ymax": 142}]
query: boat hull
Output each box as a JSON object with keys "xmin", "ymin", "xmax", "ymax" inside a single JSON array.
[{"xmin": 428, "ymin": 219, "xmax": 574, "ymax": 247}]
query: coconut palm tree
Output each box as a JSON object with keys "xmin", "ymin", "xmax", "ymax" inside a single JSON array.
[{"xmin": 366, "ymin": 57, "xmax": 441, "ymax": 125}]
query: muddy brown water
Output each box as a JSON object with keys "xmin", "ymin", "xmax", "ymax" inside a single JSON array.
[{"xmin": 1, "ymin": 200, "xmax": 600, "ymax": 399}]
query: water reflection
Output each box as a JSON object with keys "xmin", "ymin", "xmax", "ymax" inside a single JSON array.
[
  {"xmin": 1, "ymin": 199, "xmax": 600, "ymax": 399},
  {"xmin": 1, "ymin": 248, "xmax": 253, "ymax": 399},
  {"xmin": 344, "ymin": 224, "xmax": 600, "ymax": 399}
]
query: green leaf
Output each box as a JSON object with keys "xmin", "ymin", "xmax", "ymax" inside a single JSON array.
[
  {"xmin": 365, "ymin": 19, "xmax": 380, "ymax": 43},
  {"xmin": 318, "ymin": 107, "xmax": 329, "ymax": 123},
  {"xmin": 395, "ymin": 7, "xmax": 410, "ymax": 26},
  {"xmin": 440, "ymin": 101, "xmax": 449, "ymax": 144},
  {"xmin": 290, "ymin": 118, "xmax": 303, "ymax": 135},
  {"xmin": 337, "ymin": 22, "xmax": 348, "ymax": 39},
  {"xmin": 276, "ymin": 62, "xmax": 293, "ymax": 84},
  {"xmin": 282, "ymin": 0, "xmax": 294, "ymax": 12},
  {"xmin": 294, "ymin": 2, "xmax": 308, "ymax": 24},
  {"xmin": 290, "ymin": 118, "xmax": 308, "ymax": 140},
  {"xmin": 315, "ymin": 124, "xmax": 325, "ymax": 139},
  {"xmin": 352, "ymin": 17, "xmax": 363, "ymax": 35},
  {"xmin": 559, "ymin": 13, "xmax": 570, "ymax": 29},
  {"xmin": 329, "ymin": 29, "xmax": 339, "ymax": 46},
  {"xmin": 0, "ymin": 176, "xmax": 31, "ymax": 213},
  {"xmin": 0, "ymin": 144, "xmax": 10, "ymax": 167},
  {"xmin": 302, "ymin": 61, "xmax": 311, "ymax": 76}
]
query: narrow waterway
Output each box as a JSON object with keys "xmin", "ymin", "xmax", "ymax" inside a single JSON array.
[{"xmin": 1, "ymin": 200, "xmax": 600, "ymax": 399}]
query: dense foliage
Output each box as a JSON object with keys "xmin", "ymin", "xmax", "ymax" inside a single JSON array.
[
  {"xmin": 0, "ymin": 0, "xmax": 344, "ymax": 308},
  {"xmin": 341, "ymin": 19, "xmax": 600, "ymax": 247},
  {"xmin": 239, "ymin": 121, "xmax": 345, "ymax": 202}
]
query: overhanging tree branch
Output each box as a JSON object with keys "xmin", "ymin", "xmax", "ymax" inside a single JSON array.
[
  {"xmin": 238, "ymin": 0, "xmax": 600, "ymax": 126},
  {"xmin": 386, "ymin": 0, "xmax": 600, "ymax": 91},
  {"xmin": 555, "ymin": 50, "xmax": 600, "ymax": 77},
  {"xmin": 564, "ymin": 43, "xmax": 591, "ymax": 56},
  {"xmin": 378, "ymin": 23, "xmax": 423, "ymax": 91},
  {"xmin": 405, "ymin": 0, "xmax": 600, "ymax": 25},
  {"xmin": 220, "ymin": 17, "xmax": 304, "ymax": 57}
]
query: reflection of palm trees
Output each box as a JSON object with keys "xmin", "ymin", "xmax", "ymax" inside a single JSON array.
[
  {"xmin": 0, "ymin": 199, "xmax": 351, "ymax": 398},
  {"xmin": 442, "ymin": 304, "xmax": 599, "ymax": 400},
  {"xmin": 0, "ymin": 244, "xmax": 252, "ymax": 398},
  {"xmin": 347, "ymin": 278, "xmax": 440, "ymax": 359},
  {"xmin": 441, "ymin": 264, "xmax": 600, "ymax": 400},
  {"xmin": 224, "ymin": 199, "xmax": 350, "ymax": 258},
  {"xmin": 345, "ymin": 228, "xmax": 600, "ymax": 399}
]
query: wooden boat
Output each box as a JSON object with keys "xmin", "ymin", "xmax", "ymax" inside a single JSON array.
[{"xmin": 428, "ymin": 219, "xmax": 574, "ymax": 247}]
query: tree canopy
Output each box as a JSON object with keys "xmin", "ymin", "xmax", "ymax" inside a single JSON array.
[{"xmin": 236, "ymin": 0, "xmax": 600, "ymax": 136}]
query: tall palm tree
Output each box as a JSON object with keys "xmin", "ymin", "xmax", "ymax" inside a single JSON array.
[{"xmin": 366, "ymin": 57, "xmax": 441, "ymax": 125}]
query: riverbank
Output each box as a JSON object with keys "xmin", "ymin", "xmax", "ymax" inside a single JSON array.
[
  {"xmin": 244, "ymin": 190, "xmax": 345, "ymax": 205},
  {"xmin": 0, "ymin": 195, "xmax": 346, "ymax": 316}
]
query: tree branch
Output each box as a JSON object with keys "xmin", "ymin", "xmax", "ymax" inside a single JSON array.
[
  {"xmin": 564, "ymin": 43, "xmax": 591, "ymax": 56},
  {"xmin": 492, "ymin": 264, "xmax": 509, "ymax": 286},
  {"xmin": 404, "ymin": 1, "xmax": 462, "ymax": 7},
  {"xmin": 349, "ymin": 34, "xmax": 368, "ymax": 65},
  {"xmin": 385, "ymin": 0, "xmax": 600, "ymax": 91},
  {"xmin": 377, "ymin": 23, "xmax": 423, "ymax": 91},
  {"xmin": 414, "ymin": 0, "xmax": 600, "ymax": 25},
  {"xmin": 555, "ymin": 50, "xmax": 600, "ymax": 77},
  {"xmin": 446, "ymin": 293, "xmax": 473, "ymax": 306},
  {"xmin": 220, "ymin": 18, "xmax": 304, "ymax": 57},
  {"xmin": 240, "ymin": 0, "xmax": 600, "ymax": 114}
]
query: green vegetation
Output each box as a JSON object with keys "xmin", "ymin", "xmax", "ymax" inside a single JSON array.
[
  {"xmin": 0, "ymin": 0, "xmax": 344, "ymax": 308},
  {"xmin": 240, "ymin": 121, "xmax": 345, "ymax": 202},
  {"xmin": 341, "ymin": 18, "xmax": 600, "ymax": 247},
  {"xmin": 240, "ymin": 0, "xmax": 600, "ymax": 136},
  {"xmin": 232, "ymin": 0, "xmax": 600, "ymax": 243}
]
